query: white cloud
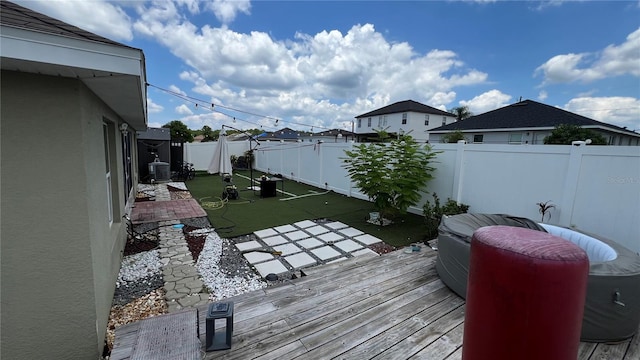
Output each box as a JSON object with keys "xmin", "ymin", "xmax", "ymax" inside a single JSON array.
[
  {"xmin": 536, "ymin": 28, "xmax": 640, "ymax": 84},
  {"xmin": 460, "ymin": 90, "xmax": 512, "ymax": 114},
  {"xmin": 14, "ymin": 0, "xmax": 133, "ymax": 41},
  {"xmin": 169, "ymin": 85, "xmax": 188, "ymax": 96},
  {"xmin": 133, "ymin": 7, "xmax": 488, "ymax": 129},
  {"xmin": 563, "ymin": 96, "xmax": 640, "ymax": 130},
  {"xmin": 147, "ymin": 98, "xmax": 164, "ymax": 113},
  {"xmin": 205, "ymin": 0, "xmax": 251, "ymax": 24},
  {"xmin": 175, "ymin": 104, "xmax": 194, "ymax": 115},
  {"xmin": 538, "ymin": 90, "xmax": 548, "ymax": 101}
]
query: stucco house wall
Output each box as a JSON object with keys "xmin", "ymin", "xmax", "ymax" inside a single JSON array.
[
  {"xmin": 1, "ymin": 70, "xmax": 131, "ymax": 358},
  {"xmin": 1, "ymin": 2, "xmax": 146, "ymax": 358}
]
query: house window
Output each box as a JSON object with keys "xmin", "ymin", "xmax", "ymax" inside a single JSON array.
[
  {"xmin": 402, "ymin": 113, "xmax": 407, "ymax": 125},
  {"xmin": 103, "ymin": 122, "xmax": 116, "ymax": 223},
  {"xmin": 358, "ymin": 119, "xmax": 362, "ymax": 128},
  {"xmin": 367, "ymin": 117, "xmax": 371, "ymax": 127},
  {"xmin": 442, "ymin": 117, "xmax": 446, "ymax": 126},
  {"xmin": 383, "ymin": 115, "xmax": 388, "ymax": 127},
  {"xmin": 509, "ymin": 133, "xmax": 523, "ymax": 144},
  {"xmin": 378, "ymin": 116, "xmax": 383, "ymax": 128},
  {"xmin": 473, "ymin": 134, "xmax": 484, "ymax": 143},
  {"xmin": 424, "ymin": 114, "xmax": 429, "ymax": 126}
]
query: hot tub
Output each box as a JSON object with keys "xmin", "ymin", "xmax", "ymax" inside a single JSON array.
[{"xmin": 435, "ymin": 213, "xmax": 640, "ymax": 342}]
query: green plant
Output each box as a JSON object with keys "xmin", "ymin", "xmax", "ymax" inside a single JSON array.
[
  {"xmin": 543, "ymin": 124, "xmax": 606, "ymax": 145},
  {"xmin": 442, "ymin": 130, "xmax": 467, "ymax": 143},
  {"xmin": 537, "ymin": 200, "xmax": 556, "ymax": 222},
  {"xmin": 342, "ymin": 130, "xmax": 440, "ymax": 224},
  {"xmin": 423, "ymin": 192, "xmax": 470, "ymax": 239}
]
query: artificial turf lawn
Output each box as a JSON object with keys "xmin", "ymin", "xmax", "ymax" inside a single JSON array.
[{"xmin": 185, "ymin": 170, "xmax": 429, "ymax": 247}]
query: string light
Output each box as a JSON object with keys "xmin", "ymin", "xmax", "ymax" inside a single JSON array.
[{"xmin": 148, "ymin": 83, "xmax": 336, "ymax": 131}]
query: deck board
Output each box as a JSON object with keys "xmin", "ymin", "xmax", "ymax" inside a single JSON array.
[{"xmin": 112, "ymin": 246, "xmax": 638, "ymax": 360}]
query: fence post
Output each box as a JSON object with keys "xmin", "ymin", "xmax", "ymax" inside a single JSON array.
[
  {"xmin": 452, "ymin": 140, "xmax": 466, "ymax": 204},
  {"xmin": 558, "ymin": 142, "xmax": 586, "ymax": 227}
]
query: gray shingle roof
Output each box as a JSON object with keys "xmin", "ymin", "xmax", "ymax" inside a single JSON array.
[
  {"xmin": 430, "ymin": 99, "xmax": 638, "ymax": 135},
  {"xmin": 1, "ymin": 0, "xmax": 132, "ymax": 48},
  {"xmin": 356, "ymin": 100, "xmax": 455, "ymax": 118}
]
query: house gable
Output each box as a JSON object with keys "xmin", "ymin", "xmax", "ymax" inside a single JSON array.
[{"xmin": 0, "ymin": 0, "xmax": 147, "ymax": 130}]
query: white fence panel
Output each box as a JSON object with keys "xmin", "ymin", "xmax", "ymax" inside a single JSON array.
[
  {"xmin": 184, "ymin": 141, "xmax": 250, "ymax": 171},
  {"xmin": 569, "ymin": 146, "xmax": 640, "ymax": 252},
  {"xmin": 456, "ymin": 144, "xmax": 570, "ymax": 225},
  {"xmin": 249, "ymin": 140, "xmax": 639, "ymax": 253}
]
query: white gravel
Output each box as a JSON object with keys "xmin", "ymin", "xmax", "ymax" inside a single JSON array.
[
  {"xmin": 116, "ymin": 250, "xmax": 162, "ymax": 288},
  {"xmin": 196, "ymin": 232, "xmax": 267, "ymax": 301}
]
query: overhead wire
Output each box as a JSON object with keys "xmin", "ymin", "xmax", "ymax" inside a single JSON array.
[{"xmin": 147, "ymin": 83, "xmax": 338, "ymax": 132}]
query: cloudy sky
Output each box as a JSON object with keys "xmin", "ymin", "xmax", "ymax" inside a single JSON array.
[{"xmin": 16, "ymin": 0, "xmax": 640, "ymax": 133}]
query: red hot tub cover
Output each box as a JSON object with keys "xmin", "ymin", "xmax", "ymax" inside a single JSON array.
[{"xmin": 463, "ymin": 226, "xmax": 589, "ymax": 360}]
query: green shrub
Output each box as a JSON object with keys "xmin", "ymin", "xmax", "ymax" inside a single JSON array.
[{"xmin": 423, "ymin": 193, "xmax": 469, "ymax": 240}]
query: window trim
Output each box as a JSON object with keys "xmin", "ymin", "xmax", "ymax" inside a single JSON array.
[
  {"xmin": 508, "ymin": 132, "xmax": 523, "ymax": 144},
  {"xmin": 103, "ymin": 122, "xmax": 114, "ymax": 224}
]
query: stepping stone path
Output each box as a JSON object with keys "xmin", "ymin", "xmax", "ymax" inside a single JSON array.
[{"xmin": 154, "ymin": 185, "xmax": 209, "ymax": 313}]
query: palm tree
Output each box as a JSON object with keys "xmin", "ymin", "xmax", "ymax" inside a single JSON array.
[{"xmin": 449, "ymin": 106, "xmax": 472, "ymax": 122}]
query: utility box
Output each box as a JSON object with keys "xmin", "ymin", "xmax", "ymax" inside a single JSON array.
[{"xmin": 149, "ymin": 161, "xmax": 170, "ymax": 182}]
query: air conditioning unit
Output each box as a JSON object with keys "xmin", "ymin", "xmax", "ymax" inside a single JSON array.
[{"xmin": 149, "ymin": 161, "xmax": 170, "ymax": 182}]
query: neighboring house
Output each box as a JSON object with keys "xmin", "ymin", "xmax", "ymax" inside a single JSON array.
[
  {"xmin": 354, "ymin": 100, "xmax": 457, "ymax": 142},
  {"xmin": 299, "ymin": 129, "xmax": 355, "ymax": 143},
  {"xmin": 429, "ymin": 99, "xmax": 640, "ymax": 145},
  {"xmin": 263, "ymin": 127, "xmax": 303, "ymax": 142},
  {"xmin": 1, "ymin": 1, "xmax": 147, "ymax": 359}
]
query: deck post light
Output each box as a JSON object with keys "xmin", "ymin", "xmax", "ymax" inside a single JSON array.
[{"xmin": 205, "ymin": 302, "xmax": 234, "ymax": 351}]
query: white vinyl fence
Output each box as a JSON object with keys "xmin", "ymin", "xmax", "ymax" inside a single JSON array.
[
  {"xmin": 184, "ymin": 141, "xmax": 250, "ymax": 171},
  {"xmin": 186, "ymin": 140, "xmax": 640, "ymax": 253}
]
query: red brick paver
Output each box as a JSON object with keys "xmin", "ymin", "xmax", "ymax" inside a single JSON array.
[{"xmin": 130, "ymin": 199, "xmax": 207, "ymax": 224}]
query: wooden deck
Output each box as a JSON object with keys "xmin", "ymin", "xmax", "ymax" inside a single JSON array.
[{"xmin": 114, "ymin": 247, "xmax": 639, "ymax": 359}]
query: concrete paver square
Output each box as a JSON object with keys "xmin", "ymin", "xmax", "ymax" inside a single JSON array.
[
  {"xmin": 263, "ymin": 235, "xmax": 289, "ymax": 246},
  {"xmin": 284, "ymin": 253, "xmax": 316, "ymax": 268},
  {"xmin": 352, "ymin": 248, "xmax": 379, "ymax": 257},
  {"xmin": 306, "ymin": 225, "xmax": 330, "ymax": 236},
  {"xmin": 254, "ymin": 260, "xmax": 289, "ymax": 277},
  {"xmin": 317, "ymin": 232, "xmax": 344, "ymax": 243},
  {"xmin": 273, "ymin": 243, "xmax": 302, "ymax": 256},
  {"xmin": 254, "ymin": 228, "xmax": 278, "ymax": 238},
  {"xmin": 285, "ymin": 230, "xmax": 309, "ymax": 241},
  {"xmin": 243, "ymin": 251, "xmax": 274, "ymax": 264},
  {"xmin": 325, "ymin": 221, "xmax": 349, "ymax": 230},
  {"xmin": 235, "ymin": 241, "xmax": 262, "ymax": 252},
  {"xmin": 334, "ymin": 239, "xmax": 364, "ymax": 252},
  {"xmin": 294, "ymin": 220, "xmax": 316, "ymax": 228},
  {"xmin": 339, "ymin": 227, "xmax": 364, "ymax": 237},
  {"xmin": 297, "ymin": 238, "xmax": 323, "ymax": 249},
  {"xmin": 274, "ymin": 224, "xmax": 297, "ymax": 233},
  {"xmin": 311, "ymin": 246, "xmax": 342, "ymax": 261},
  {"xmin": 353, "ymin": 234, "xmax": 382, "ymax": 245}
]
